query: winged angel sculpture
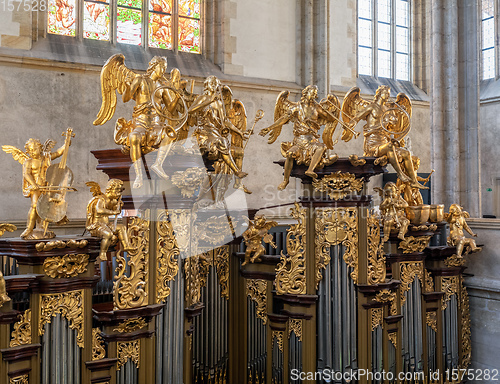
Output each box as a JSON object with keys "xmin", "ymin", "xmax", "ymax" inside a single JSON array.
[
  {"xmin": 342, "ymin": 85, "xmax": 427, "ymax": 189},
  {"xmin": 259, "ymin": 85, "xmax": 352, "ymax": 190},
  {"xmin": 93, "ymin": 54, "xmax": 188, "ymax": 188}
]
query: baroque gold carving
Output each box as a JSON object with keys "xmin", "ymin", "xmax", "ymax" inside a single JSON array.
[
  {"xmin": 425, "ymin": 269, "xmax": 435, "ymax": 293},
  {"xmin": 459, "ymin": 276, "xmax": 471, "ymax": 369},
  {"xmin": 399, "ymin": 261, "xmax": 424, "ymax": 307},
  {"xmin": 374, "ymin": 289, "xmax": 398, "ymax": 316},
  {"xmin": 246, "ymin": 279, "xmax": 267, "ymax": 324},
  {"xmin": 156, "ymin": 210, "xmax": 180, "ymax": 303},
  {"xmin": 198, "ymin": 215, "xmax": 232, "ymax": 245},
  {"xmin": 272, "ymin": 330, "xmax": 284, "ymax": 353},
  {"xmin": 371, "ymin": 308, "xmax": 383, "ymax": 331},
  {"xmin": 171, "ymin": 167, "xmax": 205, "ymax": 197},
  {"xmin": 114, "ymin": 216, "xmax": 149, "ymax": 310},
  {"xmin": 184, "ymin": 255, "xmax": 202, "ymax": 307},
  {"xmin": 275, "ymin": 203, "xmax": 306, "ymax": 295},
  {"xmin": 10, "ymin": 309, "xmax": 31, "ymax": 347},
  {"xmin": 113, "ymin": 317, "xmax": 147, "ymax": 333},
  {"xmin": 388, "ymin": 332, "xmax": 397, "ymax": 349},
  {"xmin": 9, "ymin": 375, "xmax": 28, "ymax": 384},
  {"xmin": 441, "ymin": 276, "xmax": 460, "ymax": 311},
  {"xmin": 35, "ymin": 239, "xmax": 88, "ymax": 252},
  {"xmin": 445, "ymin": 254, "xmax": 467, "ymax": 268},
  {"xmin": 367, "ymin": 212, "xmax": 387, "ymax": 285},
  {"xmin": 288, "ymin": 319, "xmax": 303, "ymax": 341},
  {"xmin": 215, "ymin": 246, "xmax": 229, "ymax": 300},
  {"xmin": 117, "ymin": 340, "xmax": 140, "ymax": 370},
  {"xmin": 398, "ymin": 235, "xmax": 432, "ymax": 254},
  {"xmin": 39, "ymin": 290, "xmax": 84, "ymax": 348},
  {"xmin": 312, "ymin": 171, "xmax": 364, "ymax": 200},
  {"xmin": 43, "ymin": 253, "xmax": 89, "ymax": 278},
  {"xmin": 315, "ymin": 208, "xmax": 358, "ymax": 287},
  {"xmin": 410, "ymin": 224, "xmax": 437, "ymax": 232},
  {"xmin": 426, "ymin": 312, "xmax": 437, "ymax": 333},
  {"xmin": 92, "ymin": 328, "xmax": 106, "ymax": 360},
  {"xmin": 348, "ymin": 154, "xmax": 366, "ymax": 166}
]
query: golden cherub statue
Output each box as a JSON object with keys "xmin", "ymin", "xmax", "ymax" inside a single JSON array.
[
  {"xmin": 342, "ymin": 85, "xmax": 427, "ymax": 190},
  {"xmin": 86, "ymin": 179, "xmax": 132, "ymax": 261},
  {"xmin": 445, "ymin": 204, "xmax": 481, "ymax": 258},
  {"xmin": 396, "ymin": 156, "xmax": 434, "ymax": 206},
  {"xmin": 241, "ymin": 215, "xmax": 278, "ymax": 266},
  {"xmin": 2, "ymin": 136, "xmax": 70, "ymax": 239},
  {"xmin": 0, "ymin": 223, "xmax": 16, "ymax": 308},
  {"xmin": 93, "ymin": 54, "xmax": 188, "ymax": 188},
  {"xmin": 259, "ymin": 85, "xmax": 353, "ymax": 190},
  {"xmin": 376, "ymin": 182, "xmax": 410, "ymax": 242}
]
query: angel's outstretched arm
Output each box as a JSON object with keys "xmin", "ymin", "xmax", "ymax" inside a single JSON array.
[
  {"xmin": 123, "ymin": 76, "xmax": 141, "ymax": 103},
  {"xmin": 259, "ymin": 113, "xmax": 291, "ymax": 136},
  {"xmin": 22, "ymin": 160, "xmax": 38, "ymax": 189},
  {"xmin": 188, "ymin": 94, "xmax": 216, "ymax": 114},
  {"xmin": 51, "ymin": 142, "xmax": 68, "ymax": 160}
]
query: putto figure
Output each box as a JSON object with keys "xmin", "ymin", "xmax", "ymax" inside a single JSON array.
[
  {"xmin": 2, "ymin": 137, "xmax": 69, "ymax": 239},
  {"xmin": 259, "ymin": 85, "xmax": 349, "ymax": 190},
  {"xmin": 241, "ymin": 215, "xmax": 278, "ymax": 267},
  {"xmin": 376, "ymin": 182, "xmax": 410, "ymax": 242},
  {"xmin": 342, "ymin": 85, "xmax": 427, "ymax": 189},
  {"xmin": 93, "ymin": 54, "xmax": 187, "ymax": 188},
  {"xmin": 445, "ymin": 204, "xmax": 481, "ymax": 258},
  {"xmin": 86, "ymin": 179, "xmax": 132, "ymax": 261}
]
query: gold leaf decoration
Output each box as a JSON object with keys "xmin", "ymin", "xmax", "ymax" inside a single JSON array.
[
  {"xmin": 35, "ymin": 239, "xmax": 88, "ymax": 252},
  {"xmin": 425, "ymin": 269, "xmax": 434, "ymax": 293},
  {"xmin": 246, "ymin": 279, "xmax": 267, "ymax": 324},
  {"xmin": 197, "ymin": 215, "xmax": 232, "ymax": 246},
  {"xmin": 444, "ymin": 254, "xmax": 466, "ymax": 268},
  {"xmin": 92, "ymin": 328, "xmax": 106, "ymax": 360},
  {"xmin": 374, "ymin": 289, "xmax": 398, "ymax": 316},
  {"xmin": 113, "ymin": 317, "xmax": 147, "ymax": 333},
  {"xmin": 275, "ymin": 203, "xmax": 307, "ymax": 295},
  {"xmin": 313, "ymin": 171, "xmax": 364, "ymax": 200},
  {"xmin": 426, "ymin": 312, "xmax": 437, "ymax": 333},
  {"xmin": 171, "ymin": 167, "xmax": 205, "ymax": 197},
  {"xmin": 288, "ymin": 319, "xmax": 303, "ymax": 341},
  {"xmin": 367, "ymin": 212, "xmax": 386, "ymax": 285},
  {"xmin": 9, "ymin": 375, "xmax": 28, "ymax": 384},
  {"xmin": 371, "ymin": 308, "xmax": 383, "ymax": 331},
  {"xmin": 215, "ymin": 246, "xmax": 230, "ymax": 300},
  {"xmin": 272, "ymin": 330, "xmax": 284, "ymax": 353},
  {"xmin": 459, "ymin": 276, "xmax": 471, "ymax": 369},
  {"xmin": 156, "ymin": 210, "xmax": 180, "ymax": 303},
  {"xmin": 10, "ymin": 309, "xmax": 31, "ymax": 347},
  {"xmin": 398, "ymin": 235, "xmax": 432, "ymax": 254},
  {"xmin": 315, "ymin": 208, "xmax": 358, "ymax": 287},
  {"xmin": 117, "ymin": 340, "xmax": 140, "ymax": 370},
  {"xmin": 399, "ymin": 261, "xmax": 424, "ymax": 307},
  {"xmin": 114, "ymin": 216, "xmax": 149, "ymax": 310},
  {"xmin": 388, "ymin": 332, "xmax": 397, "ymax": 349},
  {"xmin": 43, "ymin": 253, "xmax": 89, "ymax": 278},
  {"xmin": 441, "ymin": 276, "xmax": 460, "ymax": 311},
  {"xmin": 39, "ymin": 290, "xmax": 84, "ymax": 348},
  {"xmin": 184, "ymin": 255, "xmax": 202, "ymax": 307},
  {"xmin": 348, "ymin": 154, "xmax": 366, "ymax": 166}
]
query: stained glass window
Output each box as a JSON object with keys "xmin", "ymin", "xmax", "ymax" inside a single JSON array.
[
  {"xmin": 178, "ymin": 0, "xmax": 201, "ymax": 53},
  {"xmin": 149, "ymin": 0, "xmax": 173, "ymax": 49},
  {"xmin": 84, "ymin": 0, "xmax": 110, "ymax": 41},
  {"xmin": 48, "ymin": 0, "xmax": 77, "ymax": 36},
  {"xmin": 482, "ymin": 0, "xmax": 496, "ymax": 79},
  {"xmin": 117, "ymin": 0, "xmax": 143, "ymax": 45}
]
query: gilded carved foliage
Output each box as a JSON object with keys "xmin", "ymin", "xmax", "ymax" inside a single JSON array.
[
  {"xmin": 246, "ymin": 279, "xmax": 267, "ymax": 325},
  {"xmin": 156, "ymin": 210, "xmax": 180, "ymax": 303},
  {"xmin": 39, "ymin": 290, "xmax": 84, "ymax": 348},
  {"xmin": 272, "ymin": 330, "xmax": 284, "ymax": 353},
  {"xmin": 367, "ymin": 212, "xmax": 387, "ymax": 285},
  {"xmin": 43, "ymin": 253, "xmax": 89, "ymax": 278},
  {"xmin": 171, "ymin": 167, "xmax": 205, "ymax": 198},
  {"xmin": 214, "ymin": 246, "xmax": 229, "ymax": 300},
  {"xmin": 114, "ymin": 216, "xmax": 149, "ymax": 310},
  {"xmin": 425, "ymin": 269, "xmax": 435, "ymax": 293},
  {"xmin": 374, "ymin": 289, "xmax": 398, "ymax": 316},
  {"xmin": 275, "ymin": 203, "xmax": 307, "ymax": 295},
  {"xmin": 92, "ymin": 328, "xmax": 106, "ymax": 360},
  {"xmin": 312, "ymin": 171, "xmax": 364, "ymax": 200},
  {"xmin": 426, "ymin": 312, "xmax": 437, "ymax": 333},
  {"xmin": 35, "ymin": 239, "xmax": 88, "ymax": 252},
  {"xmin": 371, "ymin": 308, "xmax": 383, "ymax": 331},
  {"xmin": 9, "ymin": 376, "xmax": 28, "ymax": 384},
  {"xmin": 399, "ymin": 261, "xmax": 424, "ymax": 307},
  {"xmin": 288, "ymin": 319, "xmax": 303, "ymax": 341},
  {"xmin": 198, "ymin": 215, "xmax": 232, "ymax": 246},
  {"xmin": 441, "ymin": 276, "xmax": 460, "ymax": 311},
  {"xmin": 445, "ymin": 254, "xmax": 467, "ymax": 268},
  {"xmin": 169, "ymin": 210, "xmax": 191, "ymax": 253},
  {"xmin": 398, "ymin": 235, "xmax": 432, "ymax": 254},
  {"xmin": 459, "ymin": 276, "xmax": 471, "ymax": 369},
  {"xmin": 113, "ymin": 317, "xmax": 147, "ymax": 333},
  {"xmin": 117, "ymin": 340, "xmax": 140, "ymax": 370},
  {"xmin": 388, "ymin": 332, "xmax": 397, "ymax": 349},
  {"xmin": 184, "ymin": 255, "xmax": 201, "ymax": 307},
  {"xmin": 10, "ymin": 309, "xmax": 31, "ymax": 347},
  {"xmin": 315, "ymin": 208, "xmax": 358, "ymax": 288}
]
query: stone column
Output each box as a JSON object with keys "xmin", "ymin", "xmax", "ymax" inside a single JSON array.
[{"xmin": 430, "ymin": 0, "xmax": 481, "ymax": 216}]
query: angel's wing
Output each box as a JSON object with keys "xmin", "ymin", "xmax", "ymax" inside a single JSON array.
[
  {"xmin": 259, "ymin": 90, "xmax": 296, "ymax": 144},
  {"xmin": 2, "ymin": 145, "xmax": 29, "ymax": 165},
  {"xmin": 221, "ymin": 85, "xmax": 233, "ymax": 115},
  {"xmin": 85, "ymin": 181, "xmax": 103, "ymax": 197},
  {"xmin": 228, "ymin": 100, "xmax": 247, "ymax": 148},
  {"xmin": 341, "ymin": 87, "xmax": 370, "ymax": 142},
  {"xmin": 93, "ymin": 54, "xmax": 139, "ymax": 126},
  {"xmin": 386, "ymin": 92, "xmax": 412, "ymax": 135},
  {"xmin": 42, "ymin": 139, "xmax": 56, "ymax": 154},
  {"xmin": 319, "ymin": 94, "xmax": 340, "ymax": 149},
  {"xmin": 263, "ymin": 220, "xmax": 278, "ymax": 231}
]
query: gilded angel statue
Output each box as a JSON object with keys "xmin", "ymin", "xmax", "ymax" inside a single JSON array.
[
  {"xmin": 241, "ymin": 215, "xmax": 278, "ymax": 266},
  {"xmin": 93, "ymin": 54, "xmax": 188, "ymax": 188},
  {"xmin": 259, "ymin": 85, "xmax": 353, "ymax": 190},
  {"xmin": 445, "ymin": 204, "xmax": 481, "ymax": 258},
  {"xmin": 342, "ymin": 85, "xmax": 427, "ymax": 189},
  {"xmin": 375, "ymin": 182, "xmax": 409, "ymax": 242}
]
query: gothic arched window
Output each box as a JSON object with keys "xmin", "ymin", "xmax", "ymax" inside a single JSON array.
[
  {"xmin": 482, "ymin": 0, "xmax": 495, "ymax": 79},
  {"xmin": 47, "ymin": 0, "xmax": 201, "ymax": 53},
  {"xmin": 357, "ymin": 0, "xmax": 411, "ymax": 81}
]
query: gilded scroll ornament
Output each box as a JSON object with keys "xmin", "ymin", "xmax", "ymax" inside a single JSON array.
[
  {"xmin": 426, "ymin": 312, "xmax": 438, "ymax": 333},
  {"xmin": 374, "ymin": 290, "xmax": 398, "ymax": 316},
  {"xmin": 388, "ymin": 332, "xmax": 397, "ymax": 349},
  {"xmin": 445, "ymin": 204, "xmax": 481, "ymax": 258},
  {"xmin": 246, "ymin": 279, "xmax": 267, "ymax": 324},
  {"xmin": 441, "ymin": 276, "xmax": 460, "ymax": 311},
  {"xmin": 459, "ymin": 277, "xmax": 471, "ymax": 368},
  {"xmin": 398, "ymin": 235, "xmax": 432, "ymax": 254},
  {"xmin": 409, "ymin": 224, "xmax": 437, "ymax": 232},
  {"xmin": 117, "ymin": 340, "xmax": 140, "ymax": 370},
  {"xmin": 275, "ymin": 203, "xmax": 307, "ymax": 295},
  {"xmin": 113, "ymin": 317, "xmax": 147, "ymax": 333},
  {"xmin": 9, "ymin": 375, "xmax": 28, "ymax": 384},
  {"xmin": 425, "ymin": 269, "xmax": 435, "ymax": 293},
  {"xmin": 199, "ymin": 252, "xmax": 211, "ymax": 289},
  {"xmin": 272, "ymin": 330, "xmax": 284, "ymax": 353},
  {"xmin": 39, "ymin": 290, "xmax": 84, "ymax": 348},
  {"xmin": 35, "ymin": 239, "xmax": 88, "ymax": 252},
  {"xmin": 198, "ymin": 215, "xmax": 232, "ymax": 246},
  {"xmin": 367, "ymin": 212, "xmax": 387, "ymax": 285},
  {"xmin": 399, "ymin": 261, "xmax": 424, "ymax": 307},
  {"xmin": 9, "ymin": 309, "xmax": 31, "ymax": 347},
  {"xmin": 43, "ymin": 253, "xmax": 89, "ymax": 278},
  {"xmin": 184, "ymin": 255, "xmax": 202, "ymax": 307},
  {"xmin": 156, "ymin": 210, "xmax": 180, "ymax": 303},
  {"xmin": 92, "ymin": 328, "xmax": 106, "ymax": 360},
  {"xmin": 171, "ymin": 167, "xmax": 206, "ymax": 197},
  {"xmin": 348, "ymin": 154, "xmax": 366, "ymax": 166},
  {"xmin": 312, "ymin": 171, "xmax": 364, "ymax": 200},
  {"xmin": 371, "ymin": 308, "xmax": 383, "ymax": 331},
  {"xmin": 114, "ymin": 216, "xmax": 149, "ymax": 310},
  {"xmin": 445, "ymin": 254, "xmax": 467, "ymax": 268},
  {"xmin": 315, "ymin": 208, "xmax": 358, "ymax": 287},
  {"xmin": 215, "ymin": 246, "xmax": 230, "ymax": 299},
  {"xmin": 288, "ymin": 319, "xmax": 303, "ymax": 341}
]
